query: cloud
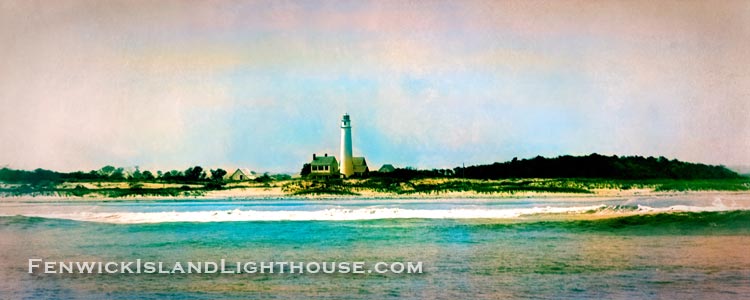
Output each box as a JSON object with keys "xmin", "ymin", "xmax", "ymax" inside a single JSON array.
[{"xmin": 0, "ymin": 0, "xmax": 748, "ymax": 172}]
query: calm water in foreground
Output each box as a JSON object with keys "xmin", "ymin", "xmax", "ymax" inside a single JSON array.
[{"xmin": 1, "ymin": 194, "xmax": 749, "ymax": 299}]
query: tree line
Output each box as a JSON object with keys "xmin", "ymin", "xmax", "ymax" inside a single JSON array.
[
  {"xmin": 0, "ymin": 165, "xmax": 228, "ymax": 184},
  {"xmin": 360, "ymin": 154, "xmax": 741, "ymax": 181},
  {"xmin": 1, "ymin": 154, "xmax": 742, "ymax": 185},
  {"xmin": 452, "ymin": 154, "xmax": 741, "ymax": 180}
]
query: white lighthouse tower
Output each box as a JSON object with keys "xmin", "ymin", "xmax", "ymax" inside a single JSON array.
[{"xmin": 340, "ymin": 113, "xmax": 354, "ymax": 177}]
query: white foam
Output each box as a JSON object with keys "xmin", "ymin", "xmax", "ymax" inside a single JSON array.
[{"xmin": 9, "ymin": 204, "xmax": 748, "ymax": 224}]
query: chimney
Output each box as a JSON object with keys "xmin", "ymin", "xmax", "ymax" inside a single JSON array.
[{"xmin": 313, "ymin": 153, "xmax": 316, "ymax": 160}]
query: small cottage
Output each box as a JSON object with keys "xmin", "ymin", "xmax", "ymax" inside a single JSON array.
[
  {"xmin": 352, "ymin": 157, "xmax": 369, "ymax": 176},
  {"xmin": 226, "ymin": 168, "xmax": 256, "ymax": 181},
  {"xmin": 309, "ymin": 154, "xmax": 339, "ymax": 178},
  {"xmin": 378, "ymin": 164, "xmax": 395, "ymax": 173}
]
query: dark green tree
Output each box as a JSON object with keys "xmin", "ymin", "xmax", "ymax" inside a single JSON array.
[
  {"xmin": 98, "ymin": 165, "xmax": 115, "ymax": 177},
  {"xmin": 110, "ymin": 168, "xmax": 125, "ymax": 180},
  {"xmin": 211, "ymin": 169, "xmax": 227, "ymax": 181},
  {"xmin": 142, "ymin": 170, "xmax": 155, "ymax": 180},
  {"xmin": 184, "ymin": 166, "xmax": 204, "ymax": 181},
  {"xmin": 300, "ymin": 163, "xmax": 311, "ymax": 176}
]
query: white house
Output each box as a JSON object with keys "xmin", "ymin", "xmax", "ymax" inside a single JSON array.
[{"xmin": 225, "ymin": 168, "xmax": 257, "ymax": 181}]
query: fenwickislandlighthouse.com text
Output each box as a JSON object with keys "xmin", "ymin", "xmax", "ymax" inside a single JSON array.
[{"xmin": 29, "ymin": 259, "xmax": 423, "ymax": 275}]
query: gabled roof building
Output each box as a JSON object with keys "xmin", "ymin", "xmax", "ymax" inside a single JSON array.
[
  {"xmin": 352, "ymin": 157, "xmax": 369, "ymax": 176},
  {"xmin": 309, "ymin": 153, "xmax": 339, "ymax": 178},
  {"xmin": 378, "ymin": 164, "xmax": 395, "ymax": 173},
  {"xmin": 226, "ymin": 168, "xmax": 256, "ymax": 181}
]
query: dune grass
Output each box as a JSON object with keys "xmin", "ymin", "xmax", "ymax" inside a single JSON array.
[{"xmin": 2, "ymin": 177, "xmax": 748, "ymax": 198}]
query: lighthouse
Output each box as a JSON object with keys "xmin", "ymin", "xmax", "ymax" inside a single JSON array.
[
  {"xmin": 304, "ymin": 113, "xmax": 367, "ymax": 178},
  {"xmin": 340, "ymin": 113, "xmax": 354, "ymax": 177}
]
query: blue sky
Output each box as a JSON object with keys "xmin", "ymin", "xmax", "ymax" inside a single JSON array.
[{"xmin": 0, "ymin": 0, "xmax": 748, "ymax": 173}]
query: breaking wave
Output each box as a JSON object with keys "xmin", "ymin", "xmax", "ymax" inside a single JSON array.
[{"xmin": 2, "ymin": 204, "xmax": 749, "ymax": 224}]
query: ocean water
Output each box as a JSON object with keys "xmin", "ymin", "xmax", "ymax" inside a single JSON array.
[{"xmin": 1, "ymin": 194, "xmax": 749, "ymax": 299}]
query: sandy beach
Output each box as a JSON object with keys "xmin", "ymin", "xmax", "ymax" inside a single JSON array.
[{"xmin": 3, "ymin": 185, "xmax": 750, "ymax": 202}]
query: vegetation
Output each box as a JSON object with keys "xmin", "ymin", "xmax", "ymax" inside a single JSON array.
[
  {"xmin": 282, "ymin": 180, "xmax": 359, "ymax": 196},
  {"xmin": 0, "ymin": 184, "xmax": 204, "ymax": 198},
  {"xmin": 0, "ymin": 165, "xmax": 225, "ymax": 184},
  {"xmin": 650, "ymin": 179, "xmax": 750, "ymax": 192},
  {"xmin": 0, "ymin": 154, "xmax": 747, "ymax": 197},
  {"xmin": 0, "ymin": 165, "xmax": 286, "ymax": 198},
  {"xmin": 453, "ymin": 154, "xmax": 740, "ymax": 180},
  {"xmin": 287, "ymin": 154, "xmax": 747, "ymax": 195},
  {"xmin": 344, "ymin": 178, "xmax": 591, "ymax": 195},
  {"xmin": 284, "ymin": 177, "xmax": 750, "ymax": 196}
]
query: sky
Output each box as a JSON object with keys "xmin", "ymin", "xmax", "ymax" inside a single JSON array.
[{"xmin": 1, "ymin": 0, "xmax": 749, "ymax": 173}]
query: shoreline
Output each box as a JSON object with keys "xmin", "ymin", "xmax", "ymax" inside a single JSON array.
[
  {"xmin": 2, "ymin": 188, "xmax": 750, "ymax": 202},
  {"xmin": 1, "ymin": 192, "xmax": 749, "ymax": 224},
  {"xmin": 2, "ymin": 177, "xmax": 749, "ymax": 202}
]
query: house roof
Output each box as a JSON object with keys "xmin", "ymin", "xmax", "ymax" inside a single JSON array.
[
  {"xmin": 352, "ymin": 157, "xmax": 367, "ymax": 166},
  {"xmin": 225, "ymin": 168, "xmax": 256, "ymax": 179},
  {"xmin": 379, "ymin": 164, "xmax": 395, "ymax": 172},
  {"xmin": 352, "ymin": 157, "xmax": 368, "ymax": 173},
  {"xmin": 311, "ymin": 156, "xmax": 338, "ymax": 166}
]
